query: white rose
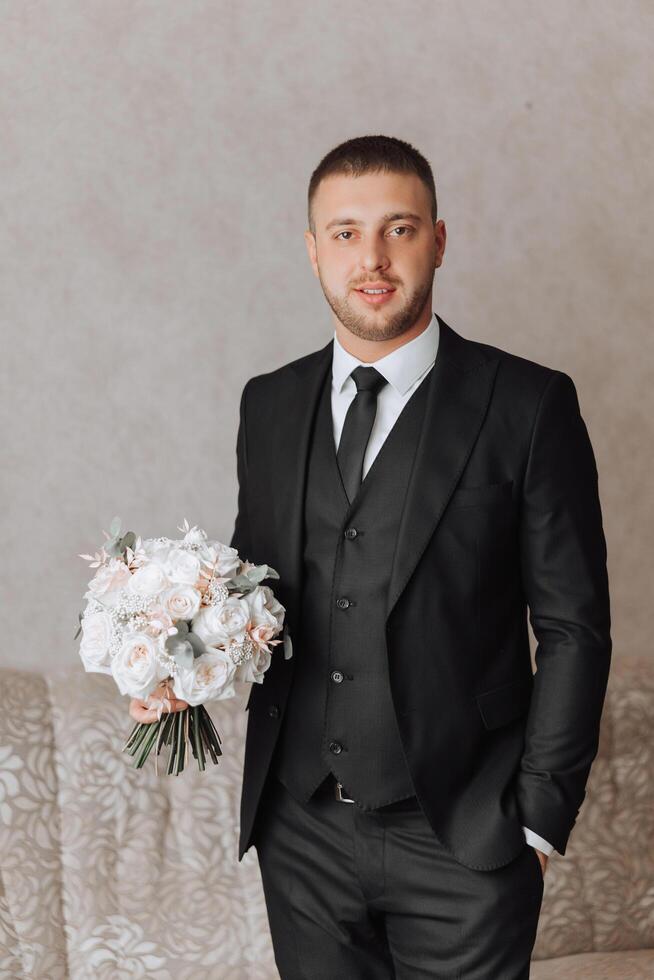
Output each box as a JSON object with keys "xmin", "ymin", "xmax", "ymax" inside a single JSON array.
[
  {"xmin": 111, "ymin": 633, "xmax": 168, "ymax": 699},
  {"xmin": 162, "ymin": 585, "xmax": 201, "ymax": 621},
  {"xmin": 87, "ymin": 559, "xmax": 132, "ymax": 600},
  {"xmin": 173, "ymin": 648, "xmax": 238, "ymax": 706},
  {"xmin": 244, "ymin": 587, "xmax": 281, "ymax": 630},
  {"xmin": 128, "ymin": 561, "xmax": 170, "ymax": 596},
  {"xmin": 141, "ymin": 538, "xmax": 173, "ymax": 563},
  {"xmin": 192, "ymin": 596, "xmax": 250, "ymax": 645},
  {"xmin": 79, "ymin": 610, "xmax": 114, "ymax": 674},
  {"xmin": 234, "ymin": 644, "xmax": 272, "ymax": 684},
  {"xmin": 165, "ymin": 548, "xmax": 201, "ymax": 585},
  {"xmin": 207, "ymin": 541, "xmax": 242, "ymax": 578}
]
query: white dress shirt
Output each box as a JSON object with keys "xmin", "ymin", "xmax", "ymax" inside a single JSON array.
[{"xmin": 330, "ymin": 311, "xmax": 555, "ymax": 857}]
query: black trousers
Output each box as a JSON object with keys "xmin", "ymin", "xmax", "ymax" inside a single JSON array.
[{"xmin": 253, "ymin": 773, "xmax": 544, "ymax": 979}]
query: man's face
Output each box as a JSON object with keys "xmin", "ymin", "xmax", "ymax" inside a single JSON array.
[{"xmin": 305, "ymin": 170, "xmax": 446, "ymax": 342}]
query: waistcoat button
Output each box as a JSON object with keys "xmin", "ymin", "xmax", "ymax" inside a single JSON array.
[
  {"xmin": 331, "ymin": 670, "xmax": 344, "ymax": 683},
  {"xmin": 336, "ymin": 597, "xmax": 350, "ymax": 609},
  {"xmin": 344, "ymin": 527, "xmax": 358, "ymax": 539},
  {"xmin": 268, "ymin": 704, "xmax": 280, "ymax": 718},
  {"xmin": 329, "ymin": 741, "xmax": 343, "ymax": 754}
]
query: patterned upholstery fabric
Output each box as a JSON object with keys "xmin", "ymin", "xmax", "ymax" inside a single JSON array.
[{"xmin": 0, "ymin": 655, "xmax": 652, "ymax": 978}]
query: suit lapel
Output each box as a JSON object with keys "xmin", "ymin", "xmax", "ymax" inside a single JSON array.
[
  {"xmin": 271, "ymin": 316, "xmax": 500, "ymax": 632},
  {"xmin": 385, "ymin": 316, "xmax": 500, "ymax": 620}
]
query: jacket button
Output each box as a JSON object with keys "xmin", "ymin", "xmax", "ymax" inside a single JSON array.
[
  {"xmin": 329, "ymin": 741, "xmax": 343, "ymax": 754},
  {"xmin": 331, "ymin": 670, "xmax": 344, "ymax": 683},
  {"xmin": 268, "ymin": 704, "xmax": 280, "ymax": 718},
  {"xmin": 344, "ymin": 527, "xmax": 358, "ymax": 539},
  {"xmin": 336, "ymin": 597, "xmax": 350, "ymax": 609}
]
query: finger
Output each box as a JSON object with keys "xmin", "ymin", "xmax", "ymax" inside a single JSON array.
[
  {"xmin": 144, "ymin": 696, "xmax": 189, "ymax": 717},
  {"xmin": 151, "ymin": 683, "xmax": 188, "ymax": 711},
  {"xmin": 129, "ymin": 694, "xmax": 189, "ymax": 724},
  {"xmin": 130, "ymin": 701, "xmax": 157, "ymax": 724},
  {"xmin": 132, "ymin": 703, "xmax": 166, "ymax": 724},
  {"xmin": 145, "ymin": 707, "xmax": 165, "ymax": 722},
  {"xmin": 155, "ymin": 697, "xmax": 189, "ymax": 712}
]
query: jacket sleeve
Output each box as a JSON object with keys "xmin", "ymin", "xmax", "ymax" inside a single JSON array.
[
  {"xmin": 516, "ymin": 370, "xmax": 612, "ymax": 856},
  {"xmin": 229, "ymin": 380, "xmax": 253, "ymax": 562}
]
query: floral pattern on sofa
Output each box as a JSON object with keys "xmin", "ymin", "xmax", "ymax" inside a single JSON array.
[{"xmin": 0, "ymin": 655, "xmax": 652, "ymax": 978}]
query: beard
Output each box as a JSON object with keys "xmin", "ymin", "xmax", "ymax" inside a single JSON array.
[{"xmin": 317, "ymin": 269, "xmax": 434, "ymax": 343}]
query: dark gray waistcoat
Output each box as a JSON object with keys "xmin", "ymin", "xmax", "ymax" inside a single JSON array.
[{"xmin": 271, "ymin": 361, "xmax": 432, "ymax": 807}]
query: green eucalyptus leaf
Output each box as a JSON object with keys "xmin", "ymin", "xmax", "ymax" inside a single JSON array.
[
  {"xmin": 165, "ymin": 622, "xmax": 196, "ymax": 668},
  {"xmin": 225, "ymin": 574, "xmax": 254, "ymax": 593},
  {"xmin": 166, "ymin": 636, "xmax": 194, "ymax": 671},
  {"xmin": 246, "ymin": 563, "xmax": 279, "ymax": 582},
  {"xmin": 104, "ymin": 539, "xmax": 122, "ymax": 558},
  {"xmin": 73, "ymin": 609, "xmax": 83, "ymax": 641},
  {"xmin": 119, "ymin": 530, "xmax": 136, "ymax": 552},
  {"xmin": 226, "ymin": 563, "xmax": 279, "ymax": 593},
  {"xmin": 187, "ymin": 631, "xmax": 207, "ymax": 659},
  {"xmin": 109, "ymin": 516, "xmax": 122, "ymax": 536}
]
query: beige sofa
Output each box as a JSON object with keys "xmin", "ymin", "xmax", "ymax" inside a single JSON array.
[{"xmin": 0, "ymin": 655, "xmax": 652, "ymax": 978}]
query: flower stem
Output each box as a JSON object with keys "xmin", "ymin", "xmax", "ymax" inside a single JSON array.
[{"xmin": 122, "ymin": 705, "xmax": 222, "ymax": 775}]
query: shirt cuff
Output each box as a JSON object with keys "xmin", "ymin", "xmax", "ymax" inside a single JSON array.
[{"xmin": 522, "ymin": 826, "xmax": 555, "ymax": 855}]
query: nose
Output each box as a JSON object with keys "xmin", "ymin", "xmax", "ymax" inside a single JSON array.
[{"xmin": 360, "ymin": 240, "xmax": 390, "ymax": 273}]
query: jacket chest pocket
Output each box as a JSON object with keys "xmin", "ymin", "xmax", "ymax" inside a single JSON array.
[{"xmin": 448, "ymin": 479, "xmax": 514, "ymax": 511}]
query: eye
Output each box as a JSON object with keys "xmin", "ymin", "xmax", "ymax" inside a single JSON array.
[{"xmin": 334, "ymin": 226, "xmax": 413, "ymax": 241}]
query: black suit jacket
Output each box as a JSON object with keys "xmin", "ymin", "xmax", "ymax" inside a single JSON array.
[{"xmin": 230, "ymin": 315, "xmax": 612, "ymax": 869}]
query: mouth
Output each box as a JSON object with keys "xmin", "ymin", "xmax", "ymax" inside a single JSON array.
[{"xmin": 354, "ymin": 286, "xmax": 397, "ymax": 306}]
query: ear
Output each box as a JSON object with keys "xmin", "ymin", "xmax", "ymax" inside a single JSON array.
[
  {"xmin": 304, "ymin": 229, "xmax": 319, "ymax": 277},
  {"xmin": 435, "ymin": 219, "xmax": 447, "ymax": 268}
]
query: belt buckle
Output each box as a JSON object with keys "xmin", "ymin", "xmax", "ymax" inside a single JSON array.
[{"xmin": 334, "ymin": 780, "xmax": 356, "ymax": 803}]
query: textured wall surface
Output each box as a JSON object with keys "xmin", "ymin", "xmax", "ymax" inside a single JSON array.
[{"xmin": 1, "ymin": 1, "xmax": 651, "ymax": 674}]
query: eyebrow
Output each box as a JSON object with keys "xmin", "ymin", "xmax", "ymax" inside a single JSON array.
[{"xmin": 325, "ymin": 211, "xmax": 423, "ymax": 231}]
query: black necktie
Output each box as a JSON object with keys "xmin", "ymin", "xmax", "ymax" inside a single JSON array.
[{"xmin": 336, "ymin": 365, "xmax": 388, "ymax": 502}]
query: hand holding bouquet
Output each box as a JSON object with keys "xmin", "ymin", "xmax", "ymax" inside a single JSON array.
[{"xmin": 76, "ymin": 517, "xmax": 290, "ymax": 775}]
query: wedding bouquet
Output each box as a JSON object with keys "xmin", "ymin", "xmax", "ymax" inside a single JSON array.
[{"xmin": 75, "ymin": 517, "xmax": 290, "ymax": 775}]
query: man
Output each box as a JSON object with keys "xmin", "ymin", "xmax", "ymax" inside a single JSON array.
[{"xmin": 132, "ymin": 135, "xmax": 612, "ymax": 978}]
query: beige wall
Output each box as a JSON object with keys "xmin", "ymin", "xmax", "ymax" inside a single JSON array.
[{"xmin": 1, "ymin": 1, "xmax": 651, "ymax": 675}]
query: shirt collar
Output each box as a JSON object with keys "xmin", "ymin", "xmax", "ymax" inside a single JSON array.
[{"xmin": 332, "ymin": 312, "xmax": 440, "ymax": 396}]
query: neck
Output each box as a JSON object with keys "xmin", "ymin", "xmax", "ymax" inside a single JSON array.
[{"xmin": 335, "ymin": 308, "xmax": 433, "ymax": 363}]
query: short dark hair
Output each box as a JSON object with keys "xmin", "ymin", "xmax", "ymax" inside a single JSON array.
[{"xmin": 307, "ymin": 134, "xmax": 437, "ymax": 234}]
